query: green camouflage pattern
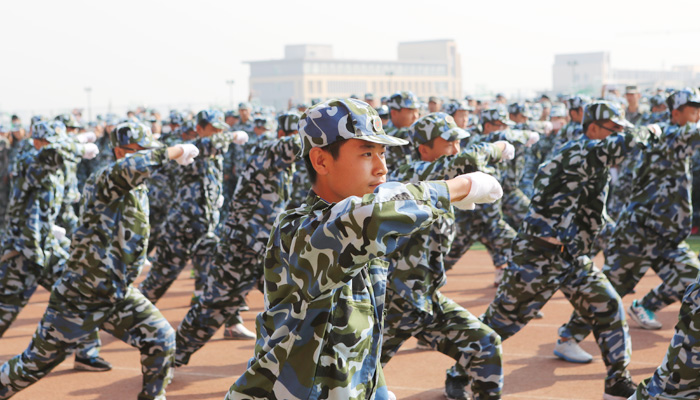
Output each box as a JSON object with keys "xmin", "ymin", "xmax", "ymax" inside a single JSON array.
[
  {"xmin": 482, "ymin": 235, "xmax": 632, "ymax": 386},
  {"xmin": 408, "ymin": 112, "xmax": 469, "ymax": 146},
  {"xmin": 175, "ymin": 135, "xmax": 301, "ymax": 364},
  {"xmin": 630, "ymin": 276, "xmax": 700, "ymax": 400},
  {"xmin": 227, "ymin": 181, "xmax": 451, "ymax": 400},
  {"xmin": 139, "ymin": 129, "xmax": 244, "ymax": 302}
]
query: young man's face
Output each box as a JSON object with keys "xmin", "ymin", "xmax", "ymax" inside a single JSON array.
[
  {"xmin": 312, "ymin": 140, "xmax": 388, "ymax": 203},
  {"xmin": 570, "ymin": 108, "xmax": 584, "ymax": 123},
  {"xmin": 418, "ymin": 137, "xmax": 460, "ymax": 162},
  {"xmin": 452, "ymin": 110, "xmax": 468, "ymax": 129},
  {"xmin": 509, "ymin": 113, "xmax": 528, "ymax": 124},
  {"xmin": 672, "ymin": 105, "xmax": 700, "ymax": 126},
  {"xmin": 391, "ymin": 108, "xmax": 419, "ymax": 128},
  {"xmin": 239, "ymin": 108, "xmax": 250, "ymax": 122},
  {"xmin": 114, "ymin": 143, "xmax": 146, "ymax": 159},
  {"xmin": 197, "ymin": 123, "xmax": 223, "ymax": 138},
  {"xmin": 586, "ymin": 120, "xmax": 624, "ymax": 140}
]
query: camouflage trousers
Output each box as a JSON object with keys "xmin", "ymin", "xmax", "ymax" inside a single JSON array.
[
  {"xmin": 560, "ymin": 220, "xmax": 700, "ymax": 343},
  {"xmin": 0, "ymin": 248, "xmax": 101, "ymax": 359},
  {"xmin": 139, "ymin": 228, "xmax": 217, "ymax": 303},
  {"xmin": 444, "ymin": 205, "xmax": 515, "ymax": 271},
  {"xmin": 481, "ymin": 235, "xmax": 632, "ymax": 384},
  {"xmin": 630, "ymin": 276, "xmax": 700, "ymax": 400},
  {"xmin": 0, "ymin": 286, "xmax": 175, "ymax": 400},
  {"xmin": 175, "ymin": 242, "xmax": 261, "ymax": 366},
  {"xmin": 500, "ymin": 189, "xmax": 529, "ymax": 231},
  {"xmin": 381, "ymin": 289, "xmax": 502, "ymax": 400}
]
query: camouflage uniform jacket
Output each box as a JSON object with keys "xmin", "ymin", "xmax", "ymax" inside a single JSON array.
[
  {"xmin": 77, "ymin": 134, "xmax": 114, "ymax": 192},
  {"xmin": 551, "ymin": 121, "xmax": 583, "ymax": 156},
  {"xmin": 164, "ymin": 131, "xmax": 240, "ymax": 238},
  {"xmin": 386, "ymin": 143, "xmax": 503, "ymax": 314},
  {"xmin": 384, "ymin": 126, "xmax": 413, "ymax": 169},
  {"xmin": 288, "ymin": 158, "xmax": 311, "ymax": 209},
  {"xmin": 229, "ymin": 182, "xmax": 451, "ymax": 399},
  {"xmin": 3, "ymin": 143, "xmax": 72, "ymax": 267},
  {"xmin": 52, "ymin": 148, "xmax": 170, "ymax": 308},
  {"xmin": 220, "ymin": 135, "xmax": 301, "ymax": 254},
  {"xmin": 521, "ymin": 132, "xmax": 558, "ymax": 198},
  {"xmin": 521, "ymin": 127, "xmax": 657, "ymax": 258},
  {"xmin": 620, "ymin": 123, "xmax": 700, "ymax": 244}
]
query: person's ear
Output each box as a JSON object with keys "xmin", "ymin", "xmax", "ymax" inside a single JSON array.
[
  {"xmin": 114, "ymin": 147, "xmax": 126, "ymax": 159},
  {"xmin": 309, "ymin": 147, "xmax": 331, "ymax": 177},
  {"xmin": 417, "ymin": 143, "xmax": 429, "ymax": 160}
]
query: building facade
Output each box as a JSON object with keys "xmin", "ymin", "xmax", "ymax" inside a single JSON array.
[
  {"xmin": 553, "ymin": 51, "xmax": 700, "ymax": 94},
  {"xmin": 246, "ymin": 40, "xmax": 462, "ymax": 109}
]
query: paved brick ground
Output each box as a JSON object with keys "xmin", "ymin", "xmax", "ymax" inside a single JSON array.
[{"xmin": 0, "ymin": 251, "xmax": 678, "ymax": 399}]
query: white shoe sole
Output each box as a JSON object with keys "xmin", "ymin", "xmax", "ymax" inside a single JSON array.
[{"xmin": 627, "ymin": 307, "xmax": 662, "ymax": 330}]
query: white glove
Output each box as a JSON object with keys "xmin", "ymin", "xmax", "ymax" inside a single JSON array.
[
  {"xmin": 500, "ymin": 142, "xmax": 515, "ymax": 161},
  {"xmin": 388, "ymin": 391, "xmax": 396, "ymax": 400},
  {"xmin": 175, "ymin": 143, "xmax": 200, "ymax": 166},
  {"xmin": 542, "ymin": 121, "xmax": 553, "ymax": 135},
  {"xmin": 647, "ymin": 123, "xmax": 662, "ymax": 137},
  {"xmin": 76, "ymin": 131, "xmax": 97, "ymax": 143},
  {"xmin": 526, "ymin": 131, "xmax": 540, "ymax": 147},
  {"xmin": 82, "ymin": 143, "xmax": 99, "ymax": 160},
  {"xmin": 51, "ymin": 225, "xmax": 66, "ymax": 241},
  {"xmin": 452, "ymin": 171, "xmax": 503, "ymax": 210},
  {"xmin": 232, "ymin": 130, "xmax": 249, "ymax": 145},
  {"xmin": 216, "ymin": 195, "xmax": 224, "ymax": 209}
]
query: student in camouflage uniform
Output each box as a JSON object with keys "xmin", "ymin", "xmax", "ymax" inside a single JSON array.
[
  {"xmin": 54, "ymin": 113, "xmax": 95, "ymax": 238},
  {"xmin": 629, "ymin": 274, "xmax": 700, "ymax": 400},
  {"xmin": 175, "ymin": 131, "xmax": 301, "ymax": 364},
  {"xmin": 0, "ymin": 125, "xmax": 11, "ymax": 233},
  {"xmin": 0, "ymin": 121, "xmax": 199, "ymax": 400},
  {"xmin": 444, "ymin": 108, "xmax": 537, "ymax": 287},
  {"xmin": 482, "ymin": 106, "xmax": 539, "ymax": 228},
  {"xmin": 556, "ymin": 89, "xmax": 700, "ymax": 360},
  {"xmin": 481, "ymin": 101, "xmax": 657, "ymax": 400},
  {"xmin": 384, "ymin": 91, "xmax": 420, "ymax": 169},
  {"xmin": 382, "ymin": 112, "xmax": 508, "ymax": 400},
  {"xmin": 551, "ymin": 95, "xmax": 590, "ymax": 156},
  {"xmin": 520, "ymin": 103, "xmax": 563, "ymax": 198},
  {"xmin": 226, "ymin": 98, "xmax": 499, "ymax": 400},
  {"xmin": 280, "ymin": 112, "xmax": 312, "ymax": 209},
  {"xmin": 139, "ymin": 110, "xmax": 248, "ymax": 303}
]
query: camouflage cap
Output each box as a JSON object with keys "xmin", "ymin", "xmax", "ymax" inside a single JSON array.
[
  {"xmin": 169, "ymin": 110, "xmax": 185, "ymax": 125},
  {"xmin": 110, "ymin": 121, "xmax": 163, "ymax": 150},
  {"xmin": 254, "ymin": 116, "xmax": 275, "ymax": 130},
  {"xmin": 30, "ymin": 115, "xmax": 45, "ymax": 126},
  {"xmin": 277, "ymin": 112, "xmax": 301, "ymax": 133},
  {"xmin": 549, "ymin": 103, "xmax": 568, "ymax": 118},
  {"xmin": 387, "ymin": 91, "xmax": 420, "ymax": 111},
  {"xmin": 298, "ymin": 98, "xmax": 408, "ymax": 157},
  {"xmin": 410, "ymin": 112, "xmax": 469, "ymax": 147},
  {"xmin": 649, "ymin": 94, "xmax": 669, "ymax": 108},
  {"xmin": 667, "ymin": 88, "xmax": 700, "ymax": 111},
  {"xmin": 566, "ymin": 95, "xmax": 591, "ymax": 110},
  {"xmin": 196, "ymin": 109, "xmax": 230, "ymax": 130},
  {"xmin": 224, "ymin": 110, "xmax": 239, "ymax": 119},
  {"xmin": 442, "ymin": 99, "xmax": 473, "ymax": 115},
  {"xmin": 181, "ymin": 120, "xmax": 196, "ymax": 134},
  {"xmin": 582, "ymin": 100, "xmax": 634, "ymax": 129},
  {"xmin": 364, "ymin": 92, "xmax": 375, "ymax": 100},
  {"xmin": 54, "ymin": 113, "xmax": 83, "ymax": 129},
  {"xmin": 238, "ymin": 102, "xmax": 252, "ymax": 110},
  {"xmin": 375, "ymin": 105, "xmax": 390, "ymax": 118},
  {"xmin": 32, "ymin": 120, "xmax": 65, "ymax": 143},
  {"xmin": 507, "ymin": 102, "xmax": 531, "ymax": 118},
  {"xmin": 481, "ymin": 107, "xmax": 515, "ymax": 126}
]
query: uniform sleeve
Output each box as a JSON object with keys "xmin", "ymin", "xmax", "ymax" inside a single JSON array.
[
  {"xmin": 591, "ymin": 125, "xmax": 656, "ymax": 168},
  {"xmin": 676, "ymin": 124, "xmax": 700, "ymax": 159},
  {"xmin": 194, "ymin": 131, "xmax": 239, "ymax": 157},
  {"xmin": 265, "ymin": 135, "xmax": 301, "ymax": 171},
  {"xmin": 288, "ymin": 181, "xmax": 451, "ymax": 300},
  {"xmin": 94, "ymin": 148, "xmax": 169, "ymax": 203}
]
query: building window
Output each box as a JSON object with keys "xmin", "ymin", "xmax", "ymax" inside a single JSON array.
[
  {"xmin": 308, "ymin": 81, "xmax": 314, "ymax": 93},
  {"xmin": 317, "ymin": 81, "xmax": 322, "ymax": 93}
]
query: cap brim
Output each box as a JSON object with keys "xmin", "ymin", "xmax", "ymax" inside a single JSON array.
[
  {"xmin": 440, "ymin": 128, "xmax": 469, "ymax": 142},
  {"xmin": 611, "ymin": 117, "xmax": 634, "ymax": 128},
  {"xmin": 212, "ymin": 121, "xmax": 230, "ymax": 130},
  {"xmin": 503, "ymin": 120, "xmax": 515, "ymax": 126},
  {"xmin": 355, "ymin": 134, "xmax": 408, "ymax": 147}
]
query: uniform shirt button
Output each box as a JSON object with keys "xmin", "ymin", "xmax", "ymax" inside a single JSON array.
[{"xmin": 437, "ymin": 201, "xmax": 443, "ymax": 208}]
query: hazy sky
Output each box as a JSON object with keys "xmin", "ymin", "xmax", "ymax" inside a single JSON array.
[{"xmin": 2, "ymin": 0, "xmax": 699, "ymax": 121}]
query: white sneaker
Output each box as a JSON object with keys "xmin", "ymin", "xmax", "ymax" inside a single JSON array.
[
  {"xmin": 494, "ymin": 268, "xmax": 504, "ymax": 287},
  {"xmin": 628, "ymin": 300, "xmax": 662, "ymax": 330},
  {"xmin": 223, "ymin": 323, "xmax": 256, "ymax": 340},
  {"xmin": 553, "ymin": 339, "xmax": 593, "ymax": 363},
  {"xmin": 388, "ymin": 390, "xmax": 396, "ymax": 400}
]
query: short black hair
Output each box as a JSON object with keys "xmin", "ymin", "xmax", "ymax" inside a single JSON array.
[{"xmin": 303, "ymin": 139, "xmax": 348, "ymax": 184}]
